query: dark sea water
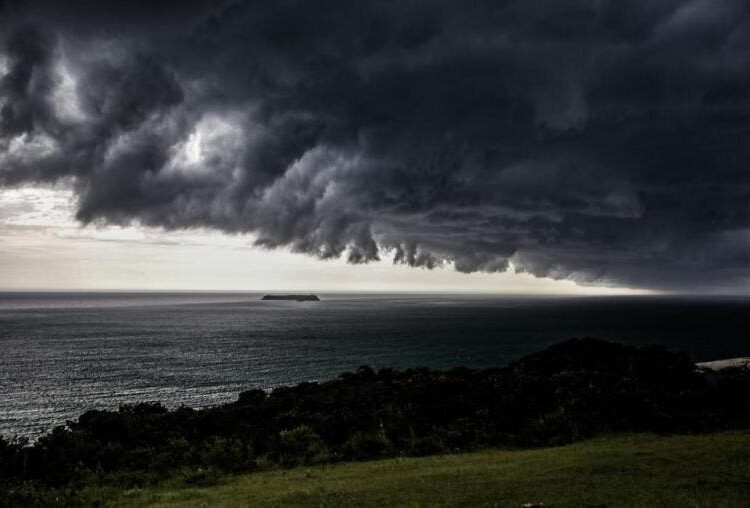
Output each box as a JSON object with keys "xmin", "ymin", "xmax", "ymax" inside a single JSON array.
[{"xmin": 1, "ymin": 292, "xmax": 749, "ymax": 439}]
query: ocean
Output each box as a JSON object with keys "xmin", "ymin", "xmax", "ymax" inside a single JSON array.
[{"xmin": 1, "ymin": 292, "xmax": 748, "ymax": 439}]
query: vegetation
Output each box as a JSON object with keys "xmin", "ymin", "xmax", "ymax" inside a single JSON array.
[
  {"xmin": 1, "ymin": 338, "xmax": 749, "ymax": 506},
  {"xmin": 113, "ymin": 431, "xmax": 750, "ymax": 507}
]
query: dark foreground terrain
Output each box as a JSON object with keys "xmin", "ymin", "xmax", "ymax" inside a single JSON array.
[
  {"xmin": 115, "ymin": 432, "xmax": 750, "ymax": 507},
  {"xmin": 2, "ymin": 338, "xmax": 749, "ymax": 506}
]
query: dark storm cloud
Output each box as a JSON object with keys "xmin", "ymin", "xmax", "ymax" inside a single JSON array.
[{"xmin": 2, "ymin": 0, "xmax": 750, "ymax": 290}]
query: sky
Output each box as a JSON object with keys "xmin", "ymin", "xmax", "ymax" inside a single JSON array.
[
  {"xmin": 1, "ymin": 1, "xmax": 750, "ymax": 293},
  {"xmin": 0, "ymin": 185, "xmax": 643, "ymax": 293}
]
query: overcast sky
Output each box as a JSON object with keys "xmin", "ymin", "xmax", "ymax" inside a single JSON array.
[
  {"xmin": 0, "ymin": 185, "xmax": 645, "ymax": 293},
  {"xmin": 1, "ymin": 1, "xmax": 750, "ymax": 293}
]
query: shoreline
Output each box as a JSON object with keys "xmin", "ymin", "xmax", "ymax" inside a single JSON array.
[{"xmin": 697, "ymin": 357, "xmax": 750, "ymax": 371}]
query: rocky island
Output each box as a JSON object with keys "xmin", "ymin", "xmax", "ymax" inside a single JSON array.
[{"xmin": 261, "ymin": 294, "xmax": 320, "ymax": 302}]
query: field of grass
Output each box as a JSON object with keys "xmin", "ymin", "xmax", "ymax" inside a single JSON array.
[{"xmin": 109, "ymin": 431, "xmax": 750, "ymax": 507}]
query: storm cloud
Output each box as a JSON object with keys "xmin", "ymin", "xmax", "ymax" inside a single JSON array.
[{"xmin": 2, "ymin": 0, "xmax": 750, "ymax": 290}]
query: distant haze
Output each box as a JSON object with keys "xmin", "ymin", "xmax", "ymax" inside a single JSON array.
[{"xmin": 0, "ymin": 187, "xmax": 642, "ymax": 294}]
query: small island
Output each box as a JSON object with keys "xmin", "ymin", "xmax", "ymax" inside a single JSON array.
[{"xmin": 261, "ymin": 294, "xmax": 320, "ymax": 301}]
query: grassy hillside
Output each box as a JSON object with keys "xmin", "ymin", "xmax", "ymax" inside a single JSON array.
[
  {"xmin": 4, "ymin": 339, "xmax": 749, "ymax": 506},
  {"xmin": 113, "ymin": 431, "xmax": 750, "ymax": 507}
]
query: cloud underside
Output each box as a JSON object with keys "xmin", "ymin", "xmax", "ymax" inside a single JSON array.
[{"xmin": 2, "ymin": 0, "xmax": 750, "ymax": 290}]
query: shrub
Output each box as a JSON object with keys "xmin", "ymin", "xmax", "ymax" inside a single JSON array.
[
  {"xmin": 275, "ymin": 426, "xmax": 329, "ymax": 466},
  {"xmin": 408, "ymin": 435, "xmax": 445, "ymax": 456},
  {"xmin": 180, "ymin": 466, "xmax": 222, "ymax": 487},
  {"xmin": 199, "ymin": 437, "xmax": 256, "ymax": 472},
  {"xmin": 342, "ymin": 431, "xmax": 390, "ymax": 460}
]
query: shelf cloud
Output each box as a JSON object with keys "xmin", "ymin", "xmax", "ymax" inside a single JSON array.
[{"xmin": 2, "ymin": 0, "xmax": 750, "ymax": 290}]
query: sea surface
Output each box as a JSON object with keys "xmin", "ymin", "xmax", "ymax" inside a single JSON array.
[{"xmin": 1, "ymin": 292, "xmax": 749, "ymax": 439}]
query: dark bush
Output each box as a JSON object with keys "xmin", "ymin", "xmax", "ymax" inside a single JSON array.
[
  {"xmin": 180, "ymin": 466, "xmax": 222, "ymax": 487},
  {"xmin": 342, "ymin": 431, "xmax": 390, "ymax": 460},
  {"xmin": 274, "ymin": 426, "xmax": 329, "ymax": 466}
]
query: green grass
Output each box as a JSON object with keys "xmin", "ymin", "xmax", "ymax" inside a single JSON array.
[{"xmin": 111, "ymin": 432, "xmax": 750, "ymax": 507}]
